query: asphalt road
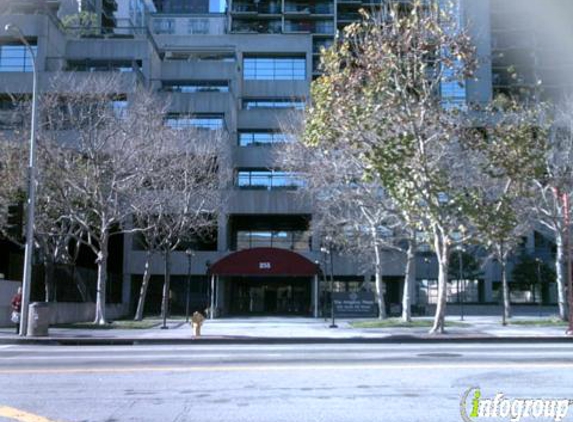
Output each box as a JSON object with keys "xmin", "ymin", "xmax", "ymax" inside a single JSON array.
[{"xmin": 0, "ymin": 342, "xmax": 572, "ymax": 422}]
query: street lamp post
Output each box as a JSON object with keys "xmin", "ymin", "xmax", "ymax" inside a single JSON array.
[
  {"xmin": 320, "ymin": 236, "xmax": 338, "ymax": 328},
  {"xmin": 320, "ymin": 246, "xmax": 329, "ymax": 322},
  {"xmin": 535, "ymin": 258, "xmax": 542, "ymax": 318},
  {"xmin": 314, "ymin": 260, "xmax": 324, "ymax": 319},
  {"xmin": 5, "ymin": 24, "xmax": 38, "ymax": 337},
  {"xmin": 321, "ymin": 236, "xmax": 337, "ymax": 329},
  {"xmin": 328, "ymin": 244, "xmax": 337, "ymax": 328},
  {"xmin": 185, "ymin": 249, "xmax": 194, "ymax": 322},
  {"xmin": 458, "ymin": 248, "xmax": 464, "ymax": 321}
]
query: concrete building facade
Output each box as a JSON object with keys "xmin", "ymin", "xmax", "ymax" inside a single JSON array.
[{"xmin": 0, "ymin": 0, "xmax": 568, "ymax": 319}]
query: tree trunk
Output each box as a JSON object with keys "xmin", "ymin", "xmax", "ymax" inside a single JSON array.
[
  {"xmin": 402, "ymin": 239, "xmax": 416, "ymax": 322},
  {"xmin": 134, "ymin": 250, "xmax": 153, "ymax": 321},
  {"xmin": 430, "ymin": 230, "xmax": 449, "ymax": 334},
  {"xmin": 372, "ymin": 229, "xmax": 386, "ymax": 319},
  {"xmin": 374, "ymin": 269, "xmax": 387, "ymax": 320},
  {"xmin": 501, "ymin": 248, "xmax": 511, "ymax": 325},
  {"xmin": 44, "ymin": 259, "xmax": 55, "ymax": 302},
  {"xmin": 94, "ymin": 230, "xmax": 109, "ymax": 325},
  {"xmin": 161, "ymin": 249, "xmax": 171, "ymax": 326},
  {"xmin": 555, "ymin": 229, "xmax": 568, "ymax": 320}
]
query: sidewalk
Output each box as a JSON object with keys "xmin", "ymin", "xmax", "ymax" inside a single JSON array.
[{"xmin": 0, "ymin": 316, "xmax": 572, "ymax": 345}]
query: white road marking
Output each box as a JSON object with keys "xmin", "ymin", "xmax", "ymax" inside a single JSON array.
[
  {"xmin": 0, "ymin": 406, "xmax": 60, "ymax": 422},
  {"xmin": 2, "ymin": 349, "xmax": 573, "ymax": 361},
  {"xmin": 5, "ymin": 342, "xmax": 573, "ymax": 354},
  {"xmin": 1, "ymin": 362, "xmax": 573, "ymax": 375}
]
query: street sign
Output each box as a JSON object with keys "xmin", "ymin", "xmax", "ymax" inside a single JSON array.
[{"xmin": 332, "ymin": 292, "xmax": 378, "ymax": 318}]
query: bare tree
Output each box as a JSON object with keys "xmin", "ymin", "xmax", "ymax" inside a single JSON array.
[
  {"xmin": 465, "ymin": 95, "xmax": 550, "ymax": 325},
  {"xmin": 303, "ymin": 2, "xmax": 480, "ymax": 333},
  {"xmin": 132, "ymin": 128, "xmax": 225, "ymax": 322},
  {"xmin": 0, "ymin": 138, "xmax": 25, "ymax": 236},
  {"xmin": 531, "ymin": 98, "xmax": 573, "ymax": 321},
  {"xmin": 0, "ymin": 102, "xmax": 82, "ymax": 301},
  {"xmin": 278, "ymin": 122, "xmax": 416, "ymax": 320},
  {"xmin": 39, "ymin": 73, "xmax": 175, "ymax": 324}
]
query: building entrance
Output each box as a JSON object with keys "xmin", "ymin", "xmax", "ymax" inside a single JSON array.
[{"xmin": 229, "ymin": 277, "xmax": 311, "ymax": 316}]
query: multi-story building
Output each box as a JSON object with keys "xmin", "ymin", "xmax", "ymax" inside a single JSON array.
[
  {"xmin": 0, "ymin": 0, "xmax": 568, "ymax": 319},
  {"xmin": 489, "ymin": 0, "xmax": 573, "ymax": 102}
]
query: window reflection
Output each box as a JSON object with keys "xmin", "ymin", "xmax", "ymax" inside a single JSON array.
[
  {"xmin": 243, "ymin": 57, "xmax": 306, "ymax": 80},
  {"xmin": 236, "ymin": 230, "xmax": 311, "ymax": 250}
]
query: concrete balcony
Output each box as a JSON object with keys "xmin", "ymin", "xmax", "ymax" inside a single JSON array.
[
  {"xmin": 227, "ymin": 189, "xmax": 311, "ymax": 214},
  {"xmin": 232, "ymin": 145, "xmax": 275, "ymax": 168},
  {"xmin": 0, "ymin": 14, "xmax": 49, "ymax": 39},
  {"xmin": 43, "ymin": 71, "xmax": 138, "ymax": 94},
  {"xmin": 237, "ymin": 109, "xmax": 298, "ymax": 129},
  {"xmin": 161, "ymin": 61, "xmax": 236, "ymax": 81},
  {"xmin": 65, "ymin": 39, "xmax": 149, "ymax": 60},
  {"xmin": 0, "ymin": 73, "xmax": 33, "ymax": 94},
  {"xmin": 127, "ymin": 250, "xmax": 222, "ymax": 275},
  {"xmin": 0, "ymin": 71, "xmax": 137, "ymax": 95},
  {"xmin": 241, "ymin": 80, "xmax": 308, "ymax": 98},
  {"xmin": 164, "ymin": 92, "xmax": 233, "ymax": 114},
  {"xmin": 149, "ymin": 15, "xmax": 226, "ymax": 36}
]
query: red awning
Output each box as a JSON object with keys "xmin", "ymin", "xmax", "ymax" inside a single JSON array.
[{"xmin": 209, "ymin": 247, "xmax": 318, "ymax": 276}]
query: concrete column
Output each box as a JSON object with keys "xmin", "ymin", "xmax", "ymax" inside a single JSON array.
[
  {"xmin": 484, "ymin": 277, "xmax": 494, "ymax": 303},
  {"xmin": 217, "ymin": 214, "xmax": 228, "ymax": 252},
  {"xmin": 216, "ymin": 277, "xmax": 225, "ymax": 314},
  {"xmin": 210, "ymin": 274, "xmax": 216, "ymax": 319},
  {"xmin": 313, "ymin": 275, "xmax": 319, "ymax": 318}
]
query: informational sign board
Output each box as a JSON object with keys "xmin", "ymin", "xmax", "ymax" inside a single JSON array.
[{"xmin": 332, "ymin": 292, "xmax": 378, "ymax": 318}]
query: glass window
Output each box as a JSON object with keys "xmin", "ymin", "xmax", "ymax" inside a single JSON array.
[
  {"xmin": 314, "ymin": 20, "xmax": 334, "ymax": 34},
  {"xmin": 165, "ymin": 52, "xmax": 235, "ymax": 62},
  {"xmin": 163, "ymin": 81, "xmax": 229, "ymax": 93},
  {"xmin": 67, "ymin": 60, "xmax": 139, "ymax": 72},
  {"xmin": 243, "ymin": 57, "xmax": 306, "ymax": 80},
  {"xmin": 165, "ymin": 113, "xmax": 224, "ymax": 130},
  {"xmin": 292, "ymin": 231, "xmax": 311, "ymax": 251},
  {"xmin": 236, "ymin": 230, "xmax": 311, "ymax": 250},
  {"xmin": 419, "ymin": 279, "xmax": 480, "ymax": 304},
  {"xmin": 111, "ymin": 100, "xmax": 128, "ymax": 119},
  {"xmin": 153, "ymin": 18, "xmax": 175, "ymax": 34},
  {"xmin": 0, "ymin": 44, "xmax": 37, "ymax": 72},
  {"xmin": 238, "ymin": 131, "xmax": 292, "ymax": 146},
  {"xmin": 188, "ymin": 18, "xmax": 210, "ymax": 34},
  {"xmin": 236, "ymin": 170, "xmax": 303, "ymax": 189},
  {"xmin": 441, "ymin": 70, "xmax": 467, "ymax": 109},
  {"xmin": 243, "ymin": 99, "xmax": 305, "ymax": 110},
  {"xmin": 153, "ymin": 0, "xmax": 208, "ymax": 13},
  {"xmin": 236, "ymin": 231, "xmax": 251, "ymax": 250}
]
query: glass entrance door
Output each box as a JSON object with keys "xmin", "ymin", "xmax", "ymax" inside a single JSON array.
[{"xmin": 229, "ymin": 277, "xmax": 311, "ymax": 316}]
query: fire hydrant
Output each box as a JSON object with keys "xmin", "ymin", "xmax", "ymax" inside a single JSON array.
[{"xmin": 191, "ymin": 311, "xmax": 205, "ymax": 337}]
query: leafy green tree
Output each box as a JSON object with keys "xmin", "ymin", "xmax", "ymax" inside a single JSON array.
[
  {"xmin": 531, "ymin": 98, "xmax": 573, "ymax": 320},
  {"xmin": 61, "ymin": 11, "xmax": 99, "ymax": 37},
  {"xmin": 304, "ymin": 1, "xmax": 480, "ymax": 333},
  {"xmin": 468, "ymin": 96, "xmax": 549, "ymax": 324},
  {"xmin": 278, "ymin": 129, "xmax": 414, "ymax": 320},
  {"xmin": 448, "ymin": 250, "xmax": 483, "ymax": 282},
  {"xmin": 511, "ymin": 254, "xmax": 556, "ymax": 304}
]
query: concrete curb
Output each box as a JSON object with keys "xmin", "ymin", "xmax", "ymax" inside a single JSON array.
[{"xmin": 1, "ymin": 335, "xmax": 573, "ymax": 346}]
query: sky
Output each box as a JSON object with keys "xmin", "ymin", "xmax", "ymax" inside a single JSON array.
[{"xmin": 209, "ymin": 0, "xmax": 225, "ymax": 13}]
